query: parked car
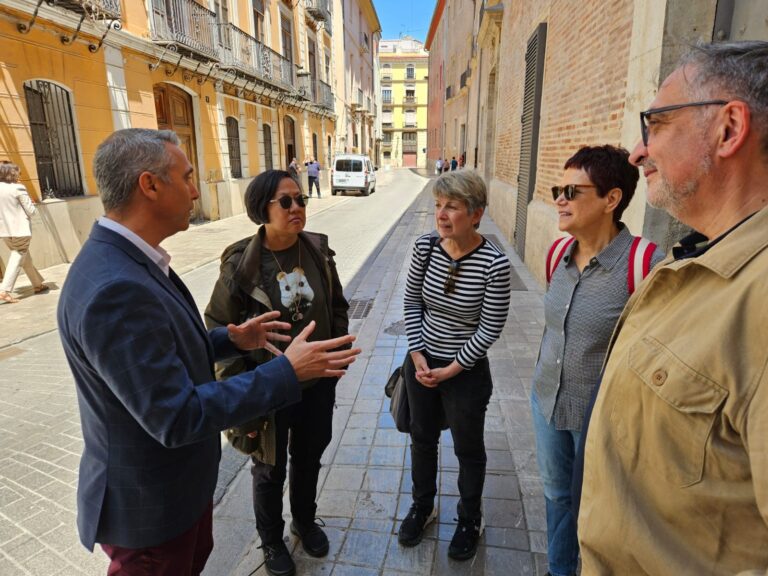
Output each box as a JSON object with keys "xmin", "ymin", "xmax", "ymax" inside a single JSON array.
[{"xmin": 331, "ymin": 154, "xmax": 377, "ymax": 196}]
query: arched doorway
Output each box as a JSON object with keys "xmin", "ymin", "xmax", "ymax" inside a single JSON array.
[
  {"xmin": 153, "ymin": 83, "xmax": 203, "ymax": 220},
  {"xmin": 283, "ymin": 115, "xmax": 296, "ymax": 169}
]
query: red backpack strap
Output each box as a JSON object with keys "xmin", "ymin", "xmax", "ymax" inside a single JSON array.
[
  {"xmin": 627, "ymin": 236, "xmax": 657, "ymax": 294},
  {"xmin": 545, "ymin": 236, "xmax": 575, "ymax": 284}
]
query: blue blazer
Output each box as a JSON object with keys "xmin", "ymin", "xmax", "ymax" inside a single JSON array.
[{"xmin": 57, "ymin": 224, "xmax": 301, "ymax": 550}]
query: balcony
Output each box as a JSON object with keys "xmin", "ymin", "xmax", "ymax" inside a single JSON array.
[
  {"xmin": 296, "ymin": 75, "xmax": 334, "ymax": 111},
  {"xmin": 381, "ymin": 73, "xmax": 392, "ymax": 83},
  {"xmin": 382, "ymin": 96, "xmax": 393, "ymax": 105},
  {"xmin": 381, "ymin": 140, "xmax": 392, "ymax": 148},
  {"xmin": 305, "ymin": 0, "xmax": 332, "ymax": 35},
  {"xmin": 382, "ymin": 122, "xmax": 393, "ymax": 129},
  {"xmin": 403, "ymin": 95, "xmax": 417, "ymax": 105},
  {"xmin": 402, "ymin": 142, "xmax": 418, "ymax": 153},
  {"xmin": 360, "ymin": 32, "xmax": 370, "ymax": 54},
  {"xmin": 403, "ymin": 120, "xmax": 417, "ymax": 128},
  {"xmin": 218, "ymin": 25, "xmax": 294, "ymax": 90},
  {"xmin": 55, "ymin": 0, "xmax": 121, "ymax": 20},
  {"xmin": 150, "ymin": 0, "xmax": 219, "ymax": 60}
]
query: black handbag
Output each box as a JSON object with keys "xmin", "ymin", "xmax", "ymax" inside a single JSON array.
[{"xmin": 385, "ymin": 360, "xmax": 410, "ymax": 433}]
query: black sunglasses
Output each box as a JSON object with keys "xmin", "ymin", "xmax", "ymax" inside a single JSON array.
[
  {"xmin": 269, "ymin": 194, "xmax": 310, "ymax": 209},
  {"xmin": 443, "ymin": 261, "xmax": 459, "ymax": 295},
  {"xmin": 551, "ymin": 184, "xmax": 596, "ymax": 202},
  {"xmin": 639, "ymin": 100, "xmax": 728, "ymax": 146}
]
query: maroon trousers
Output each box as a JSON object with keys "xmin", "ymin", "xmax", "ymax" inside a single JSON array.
[{"xmin": 101, "ymin": 502, "xmax": 213, "ymax": 576}]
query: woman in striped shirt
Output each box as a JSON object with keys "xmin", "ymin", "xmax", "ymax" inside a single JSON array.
[{"xmin": 398, "ymin": 170, "xmax": 511, "ymax": 560}]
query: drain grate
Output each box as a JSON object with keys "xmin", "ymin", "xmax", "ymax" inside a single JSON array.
[{"xmin": 348, "ymin": 298, "xmax": 374, "ymax": 319}]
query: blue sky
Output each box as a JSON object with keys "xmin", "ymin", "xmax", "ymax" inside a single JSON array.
[{"xmin": 375, "ymin": 0, "xmax": 436, "ymax": 42}]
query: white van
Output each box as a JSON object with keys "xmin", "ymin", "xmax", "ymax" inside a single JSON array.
[{"xmin": 331, "ymin": 154, "xmax": 377, "ymax": 196}]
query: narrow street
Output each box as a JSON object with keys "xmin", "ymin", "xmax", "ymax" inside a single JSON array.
[{"xmin": 0, "ymin": 168, "xmax": 548, "ymax": 575}]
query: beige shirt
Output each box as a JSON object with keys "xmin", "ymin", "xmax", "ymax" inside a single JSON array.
[
  {"xmin": 0, "ymin": 181, "xmax": 36, "ymax": 237},
  {"xmin": 579, "ymin": 206, "xmax": 768, "ymax": 576}
]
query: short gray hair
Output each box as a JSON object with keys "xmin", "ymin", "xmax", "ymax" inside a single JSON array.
[
  {"xmin": 432, "ymin": 170, "xmax": 488, "ymax": 214},
  {"xmin": 93, "ymin": 128, "xmax": 180, "ymax": 212},
  {"xmin": 680, "ymin": 41, "xmax": 768, "ymax": 154},
  {"xmin": 0, "ymin": 161, "xmax": 20, "ymax": 184}
]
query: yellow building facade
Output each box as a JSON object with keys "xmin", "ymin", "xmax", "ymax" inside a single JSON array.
[
  {"xmin": 0, "ymin": 0, "xmax": 337, "ymax": 268},
  {"xmin": 378, "ymin": 38, "xmax": 428, "ymax": 168}
]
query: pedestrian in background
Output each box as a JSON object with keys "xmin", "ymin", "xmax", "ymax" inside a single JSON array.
[
  {"xmin": 399, "ymin": 170, "xmax": 511, "ymax": 560},
  {"xmin": 450, "ymin": 156, "xmax": 458, "ymax": 171},
  {"xmin": 531, "ymin": 145, "xmax": 663, "ymax": 576},
  {"xmin": 305, "ymin": 157, "xmax": 322, "ymax": 197},
  {"xmin": 57, "ymin": 128, "xmax": 360, "ymax": 575},
  {"xmin": 0, "ymin": 161, "xmax": 46, "ymax": 303},
  {"xmin": 288, "ymin": 157, "xmax": 300, "ymax": 181},
  {"xmin": 435, "ymin": 157, "xmax": 443, "ymax": 175},
  {"xmin": 206, "ymin": 169, "xmax": 350, "ymax": 576},
  {"xmin": 578, "ymin": 40, "xmax": 768, "ymax": 574}
]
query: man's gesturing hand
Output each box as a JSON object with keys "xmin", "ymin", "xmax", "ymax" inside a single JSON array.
[
  {"xmin": 227, "ymin": 311, "xmax": 292, "ymax": 355},
  {"xmin": 284, "ymin": 321, "xmax": 361, "ymax": 380}
]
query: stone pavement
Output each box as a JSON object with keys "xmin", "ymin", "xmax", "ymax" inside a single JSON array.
[
  {"xmin": 204, "ymin": 184, "xmax": 549, "ymax": 575},
  {"xmin": 0, "ymin": 175, "xmax": 549, "ymax": 575}
]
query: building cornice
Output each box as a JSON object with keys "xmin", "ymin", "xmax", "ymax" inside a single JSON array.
[{"xmin": 424, "ymin": 0, "xmax": 446, "ymax": 51}]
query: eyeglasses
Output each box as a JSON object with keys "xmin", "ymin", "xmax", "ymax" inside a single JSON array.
[
  {"xmin": 443, "ymin": 261, "xmax": 459, "ymax": 295},
  {"xmin": 551, "ymin": 184, "xmax": 596, "ymax": 202},
  {"xmin": 639, "ymin": 100, "xmax": 728, "ymax": 146},
  {"xmin": 269, "ymin": 194, "xmax": 310, "ymax": 209}
]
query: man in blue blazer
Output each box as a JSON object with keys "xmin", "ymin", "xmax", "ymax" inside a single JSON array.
[{"xmin": 57, "ymin": 128, "xmax": 360, "ymax": 575}]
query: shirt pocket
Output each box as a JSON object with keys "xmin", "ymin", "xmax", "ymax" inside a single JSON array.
[{"xmin": 610, "ymin": 336, "xmax": 727, "ymax": 488}]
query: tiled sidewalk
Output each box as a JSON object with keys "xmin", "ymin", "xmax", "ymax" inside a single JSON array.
[{"xmin": 206, "ymin": 184, "xmax": 548, "ymax": 575}]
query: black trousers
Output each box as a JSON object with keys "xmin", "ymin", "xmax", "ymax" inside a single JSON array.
[
  {"xmin": 251, "ymin": 377, "xmax": 336, "ymax": 544},
  {"xmin": 405, "ymin": 353, "xmax": 493, "ymax": 521}
]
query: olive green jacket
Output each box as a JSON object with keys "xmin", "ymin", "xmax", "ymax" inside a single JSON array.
[{"xmin": 204, "ymin": 227, "xmax": 349, "ymax": 464}]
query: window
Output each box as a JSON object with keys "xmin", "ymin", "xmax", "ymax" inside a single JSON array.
[
  {"xmin": 281, "ymin": 13, "xmax": 293, "ymax": 63},
  {"xmin": 335, "ymin": 159, "xmax": 362, "ymax": 172},
  {"xmin": 405, "ymin": 109, "xmax": 416, "ymax": 126},
  {"xmin": 383, "ymin": 151, "xmax": 391, "ymax": 159},
  {"xmin": 252, "ymin": 0, "xmax": 264, "ymax": 42},
  {"xmin": 24, "ymin": 80, "xmax": 83, "ymax": 198},
  {"xmin": 312, "ymin": 133, "xmax": 318, "ymax": 161},
  {"xmin": 382, "ymin": 88, "xmax": 392, "ymax": 103},
  {"xmin": 406, "ymin": 64, "xmax": 415, "ymax": 79},
  {"xmin": 382, "ymin": 110, "xmax": 392, "ymax": 125},
  {"xmin": 325, "ymin": 54, "xmax": 331, "ymax": 82},
  {"xmin": 226, "ymin": 117, "xmax": 242, "ymax": 178},
  {"xmin": 215, "ymin": 0, "xmax": 230, "ymax": 48},
  {"xmin": 263, "ymin": 124, "xmax": 273, "ymax": 170},
  {"xmin": 382, "ymin": 133, "xmax": 392, "ymax": 143},
  {"xmin": 353, "ymin": 132, "xmax": 358, "ymax": 148}
]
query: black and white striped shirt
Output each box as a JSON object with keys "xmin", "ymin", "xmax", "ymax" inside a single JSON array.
[{"xmin": 404, "ymin": 233, "xmax": 511, "ymax": 369}]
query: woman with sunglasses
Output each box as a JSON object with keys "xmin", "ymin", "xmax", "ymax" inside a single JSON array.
[
  {"xmin": 205, "ymin": 170, "xmax": 349, "ymax": 576},
  {"xmin": 531, "ymin": 145, "xmax": 664, "ymax": 576},
  {"xmin": 399, "ymin": 170, "xmax": 511, "ymax": 560}
]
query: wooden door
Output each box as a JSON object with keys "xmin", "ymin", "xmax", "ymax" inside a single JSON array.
[{"xmin": 153, "ymin": 83, "xmax": 208, "ymax": 221}]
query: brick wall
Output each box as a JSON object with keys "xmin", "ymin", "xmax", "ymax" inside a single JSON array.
[{"xmin": 489, "ymin": 0, "xmax": 635, "ymax": 283}]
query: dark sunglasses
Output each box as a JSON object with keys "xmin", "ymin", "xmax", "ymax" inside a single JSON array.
[
  {"xmin": 639, "ymin": 100, "xmax": 728, "ymax": 146},
  {"xmin": 269, "ymin": 194, "xmax": 309, "ymax": 209},
  {"xmin": 551, "ymin": 184, "xmax": 597, "ymax": 202},
  {"xmin": 443, "ymin": 261, "xmax": 460, "ymax": 295}
]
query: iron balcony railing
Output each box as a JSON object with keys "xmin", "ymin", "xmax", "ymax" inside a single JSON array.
[
  {"xmin": 382, "ymin": 96, "xmax": 393, "ymax": 104},
  {"xmin": 305, "ymin": 0, "xmax": 332, "ymax": 35},
  {"xmin": 381, "ymin": 140, "xmax": 392, "ymax": 148},
  {"xmin": 57, "ymin": 0, "xmax": 121, "ymax": 19},
  {"xmin": 404, "ymin": 120, "xmax": 417, "ymax": 128},
  {"xmin": 296, "ymin": 76, "xmax": 334, "ymax": 111},
  {"xmin": 217, "ymin": 23, "xmax": 295, "ymax": 90},
  {"xmin": 402, "ymin": 142, "xmax": 418, "ymax": 153},
  {"xmin": 150, "ymin": 0, "xmax": 219, "ymax": 60},
  {"xmin": 318, "ymin": 79, "xmax": 334, "ymax": 111},
  {"xmin": 404, "ymin": 95, "xmax": 417, "ymax": 105}
]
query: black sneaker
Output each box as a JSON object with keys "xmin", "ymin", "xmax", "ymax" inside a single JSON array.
[
  {"xmin": 290, "ymin": 519, "xmax": 329, "ymax": 557},
  {"xmin": 260, "ymin": 540, "xmax": 296, "ymax": 576},
  {"xmin": 448, "ymin": 517, "xmax": 484, "ymax": 560},
  {"xmin": 398, "ymin": 504, "xmax": 437, "ymax": 547}
]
